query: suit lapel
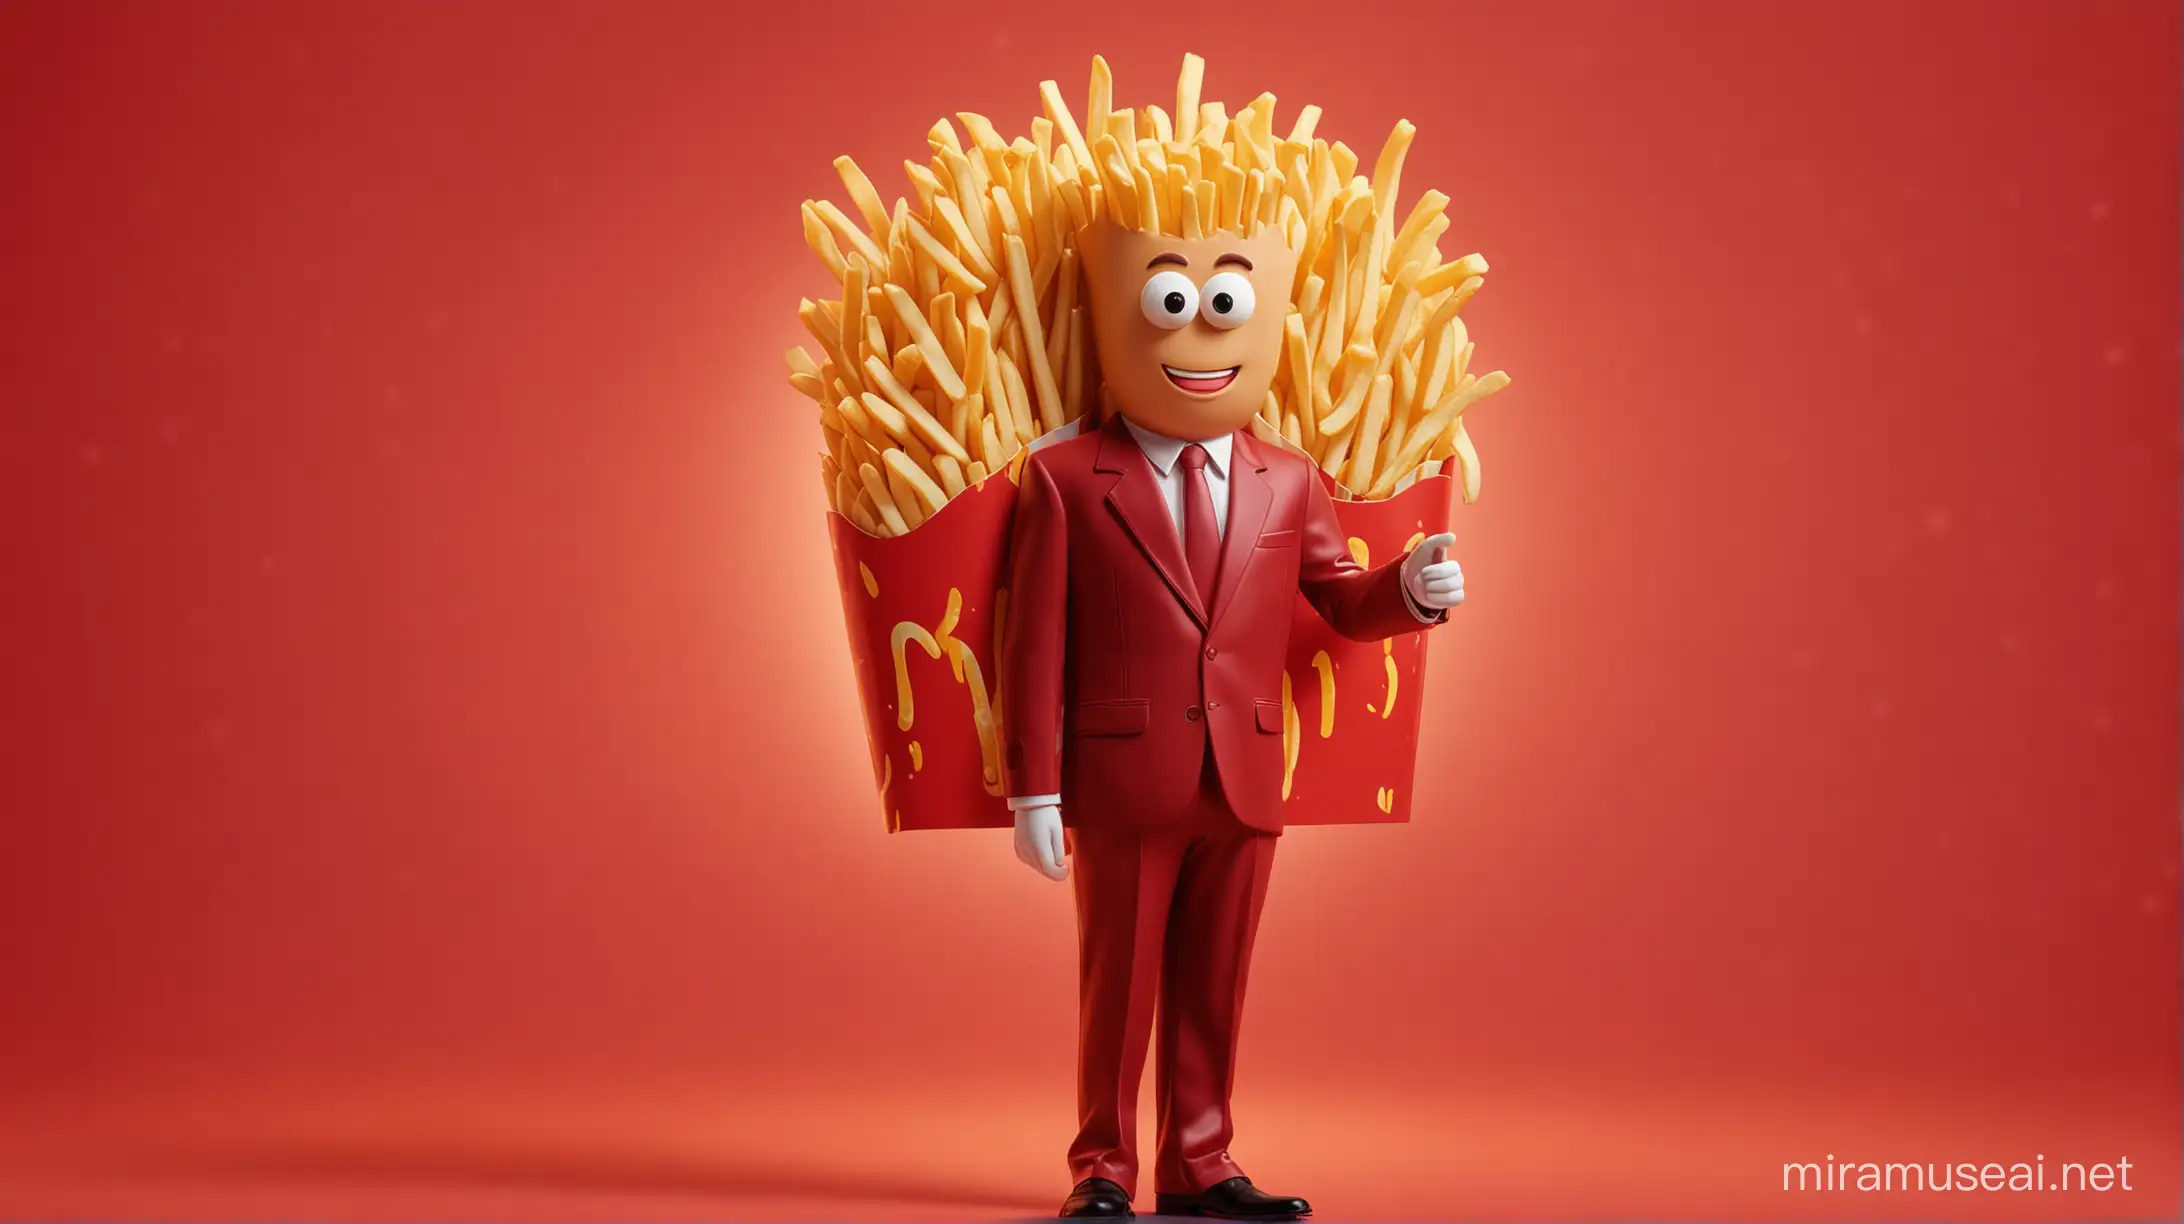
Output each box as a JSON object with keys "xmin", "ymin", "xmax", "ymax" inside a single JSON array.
[
  {"xmin": 1096, "ymin": 415, "xmax": 1208, "ymax": 629},
  {"xmin": 1207, "ymin": 429, "xmax": 1272, "ymax": 632}
]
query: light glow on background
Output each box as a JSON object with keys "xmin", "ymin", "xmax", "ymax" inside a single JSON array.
[{"xmin": 1, "ymin": 0, "xmax": 2176, "ymax": 1218}]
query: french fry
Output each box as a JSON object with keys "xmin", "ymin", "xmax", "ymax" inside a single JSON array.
[
  {"xmin": 1449, "ymin": 418, "xmax": 1481, "ymax": 501},
  {"xmin": 1141, "ymin": 104, "xmax": 1171, "ymax": 145},
  {"xmin": 1087, "ymin": 55, "xmax": 1113, "ymax": 141},
  {"xmin": 1387, "ymin": 195, "xmax": 1448, "ymax": 273},
  {"xmin": 1046, "ymin": 247, "xmax": 1077, "ymax": 375},
  {"xmin": 1394, "ymin": 348, "xmax": 1421, "ymax": 433},
  {"xmin": 958, "ymin": 111, "xmax": 1006, "ymax": 154},
  {"xmin": 931, "ymin": 196, "xmax": 1000, "ymax": 282},
  {"xmin": 934, "ymin": 453, "xmax": 967, "ymax": 498},
  {"xmin": 861, "ymin": 356, "xmax": 970, "ymax": 464},
  {"xmin": 1370, "ymin": 286, "xmax": 1419, "ymax": 381},
  {"xmin": 996, "ymin": 350, "xmax": 1037, "ymax": 442},
  {"xmin": 1328, "ymin": 138, "xmax": 1357, "ymax": 181},
  {"xmin": 885, "ymin": 449, "xmax": 950, "ymax": 519},
  {"xmin": 833, "ymin": 156, "xmax": 892, "ymax": 237},
  {"xmin": 963, "ymin": 302, "xmax": 992, "ymax": 389},
  {"xmin": 1376, "ymin": 384, "xmax": 1407, "ymax": 483},
  {"xmin": 1197, "ymin": 101, "xmax": 1228, "ymax": 148},
  {"xmin": 859, "ymin": 462, "xmax": 910, "ymax": 535},
  {"xmin": 1098, "ymin": 149, "xmax": 1140, "ymax": 227},
  {"xmin": 935, "ymin": 292, "xmax": 965, "ymax": 370},
  {"xmin": 1102, "ymin": 109, "xmax": 1138, "ymax": 163},
  {"xmin": 834, "ymin": 466, "xmax": 859, "ymax": 518},
  {"xmin": 1286, "ymin": 103, "xmax": 1321, "ymax": 144},
  {"xmin": 1317, "ymin": 344, "xmax": 1377, "ymax": 435},
  {"xmin": 1004, "ymin": 234, "xmax": 1066, "ymax": 431},
  {"xmin": 884, "ymin": 459, "xmax": 928, "ymax": 530},
  {"xmin": 1175, "ymin": 53, "xmax": 1204, "ymax": 145},
  {"xmin": 900, "ymin": 427, "xmax": 936, "ymax": 476},
  {"xmin": 810, "ymin": 198, "xmax": 886, "ymax": 272},
  {"xmin": 882, "ymin": 285, "xmax": 968, "ymax": 402},
  {"xmin": 1417, "ymin": 254, "xmax": 1489, "ymax": 298},
  {"xmin": 856, "ymin": 390, "xmax": 908, "ymax": 443},
  {"xmin": 1064, "ymin": 305, "xmax": 1088, "ymax": 418},
  {"xmin": 980, "ymin": 359, "xmax": 1016, "ymax": 450},
  {"xmin": 1315, "ymin": 238, "xmax": 1349, "ymax": 372},
  {"xmin": 1346, "ymin": 373, "xmax": 1393, "ymax": 493},
  {"xmin": 1372, "ymin": 370, "xmax": 1511, "ymax": 499},
  {"xmin": 963, "ymin": 396, "xmax": 992, "ymax": 464},
  {"xmin": 900, "ymin": 214, "xmax": 987, "ymax": 296},
  {"xmin": 1348, "ymin": 216, "xmax": 1387, "ymax": 350},
  {"xmin": 892, "ymin": 344, "xmax": 923, "ymax": 390},
  {"xmin": 846, "ymin": 495, "xmax": 881, "ymax": 537},
  {"xmin": 801, "ymin": 204, "xmax": 847, "ymax": 279},
  {"xmin": 1039, "ymin": 78, "xmax": 1093, "ymax": 168}
]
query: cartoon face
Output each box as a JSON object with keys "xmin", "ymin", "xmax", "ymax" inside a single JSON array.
[{"xmin": 1078, "ymin": 219, "xmax": 1300, "ymax": 442}]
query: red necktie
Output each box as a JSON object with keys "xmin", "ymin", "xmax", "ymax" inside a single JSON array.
[{"xmin": 1178, "ymin": 443, "xmax": 1221, "ymax": 608}]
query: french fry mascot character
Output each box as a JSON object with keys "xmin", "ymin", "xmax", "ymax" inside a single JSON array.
[
  {"xmin": 789, "ymin": 50, "xmax": 1507, "ymax": 1221},
  {"xmin": 999, "ymin": 113, "xmax": 1467, "ymax": 1224}
]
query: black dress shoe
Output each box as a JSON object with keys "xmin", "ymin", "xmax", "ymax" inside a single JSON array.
[
  {"xmin": 1061, "ymin": 1176, "xmax": 1134, "ymax": 1217},
  {"xmin": 1154, "ymin": 1176, "xmax": 1311, "ymax": 1219}
]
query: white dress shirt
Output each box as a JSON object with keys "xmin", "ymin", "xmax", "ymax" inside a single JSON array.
[
  {"xmin": 1007, "ymin": 419, "xmax": 1432, "ymax": 812},
  {"xmin": 1121, "ymin": 416, "xmax": 1232, "ymax": 542}
]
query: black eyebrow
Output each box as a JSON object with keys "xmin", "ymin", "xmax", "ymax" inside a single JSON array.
[
  {"xmin": 1146, "ymin": 252, "xmax": 1189, "ymax": 269},
  {"xmin": 1213, "ymin": 253, "xmax": 1254, "ymax": 270}
]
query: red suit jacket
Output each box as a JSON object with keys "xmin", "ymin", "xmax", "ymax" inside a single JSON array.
[{"xmin": 1001, "ymin": 414, "xmax": 1438, "ymax": 834}]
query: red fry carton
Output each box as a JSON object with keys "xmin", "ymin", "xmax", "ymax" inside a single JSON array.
[
  {"xmin": 827, "ymin": 473, "xmax": 1018, "ymax": 833},
  {"xmin": 1275, "ymin": 468, "xmax": 1453, "ymax": 825},
  {"xmin": 827, "ymin": 450, "xmax": 1453, "ymax": 832}
]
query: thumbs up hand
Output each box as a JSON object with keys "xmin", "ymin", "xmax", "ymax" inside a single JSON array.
[{"xmin": 1401, "ymin": 532, "xmax": 1466, "ymax": 611}]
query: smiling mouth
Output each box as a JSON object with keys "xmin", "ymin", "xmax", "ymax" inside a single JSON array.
[{"xmin": 1162, "ymin": 364, "xmax": 1241, "ymax": 395}]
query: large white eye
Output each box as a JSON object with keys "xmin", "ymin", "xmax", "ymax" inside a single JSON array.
[
  {"xmin": 1199, "ymin": 272, "xmax": 1256, "ymax": 329},
  {"xmin": 1139, "ymin": 270, "xmax": 1199, "ymax": 330}
]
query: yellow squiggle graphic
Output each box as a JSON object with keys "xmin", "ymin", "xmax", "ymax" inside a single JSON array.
[
  {"xmin": 888, "ymin": 586, "xmax": 1006, "ymax": 795},
  {"xmin": 953, "ymin": 648, "xmax": 1002, "ymax": 791},
  {"xmin": 1376, "ymin": 786, "xmax": 1395, "ymax": 814},
  {"xmin": 1404, "ymin": 531, "xmax": 1426, "ymax": 553},
  {"xmin": 1310, "ymin": 650, "xmax": 1335, "ymax": 738},
  {"xmin": 890, "ymin": 622, "xmax": 942, "ymax": 731},
  {"xmin": 859, "ymin": 562, "xmax": 879, "ymax": 598},
  {"xmin": 909, "ymin": 741, "xmax": 923, "ymax": 771},
  {"xmin": 1280, "ymin": 671, "xmax": 1300, "ymax": 799},
  {"xmin": 1381, "ymin": 639, "xmax": 1398, "ymax": 720},
  {"xmin": 931, "ymin": 587, "xmax": 965, "ymax": 682},
  {"xmin": 1347, "ymin": 537, "xmax": 1370, "ymax": 568}
]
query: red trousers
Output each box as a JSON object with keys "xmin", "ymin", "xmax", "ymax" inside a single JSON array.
[{"xmin": 1065, "ymin": 750, "xmax": 1278, "ymax": 1197}]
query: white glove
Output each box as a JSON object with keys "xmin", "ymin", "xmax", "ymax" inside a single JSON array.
[
  {"xmin": 1402, "ymin": 532, "xmax": 1466, "ymax": 610},
  {"xmin": 1012, "ymin": 804, "xmax": 1069, "ymax": 881}
]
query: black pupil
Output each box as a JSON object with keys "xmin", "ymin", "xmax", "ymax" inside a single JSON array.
[
  {"xmin": 1212, "ymin": 292, "xmax": 1234, "ymax": 313},
  {"xmin": 1163, "ymin": 291, "xmax": 1186, "ymax": 314}
]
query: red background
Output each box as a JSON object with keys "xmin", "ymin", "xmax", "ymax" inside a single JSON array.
[{"xmin": 2, "ymin": 0, "xmax": 2177, "ymax": 1219}]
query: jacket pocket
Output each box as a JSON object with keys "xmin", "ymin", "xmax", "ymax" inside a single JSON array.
[
  {"xmin": 1254, "ymin": 698, "xmax": 1284, "ymax": 734},
  {"xmin": 1255, "ymin": 528, "xmax": 1298, "ymax": 548},
  {"xmin": 1075, "ymin": 698, "xmax": 1150, "ymax": 737}
]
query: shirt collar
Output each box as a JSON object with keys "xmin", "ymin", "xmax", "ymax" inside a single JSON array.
[{"xmin": 1119, "ymin": 416, "xmax": 1232, "ymax": 479}]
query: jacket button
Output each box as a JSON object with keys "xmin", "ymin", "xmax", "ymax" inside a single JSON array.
[
  {"xmin": 1205, "ymin": 701, "xmax": 1221, "ymax": 709},
  {"xmin": 1204, "ymin": 646, "xmax": 1218, "ymax": 660},
  {"xmin": 1185, "ymin": 705, "xmax": 1202, "ymax": 722}
]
